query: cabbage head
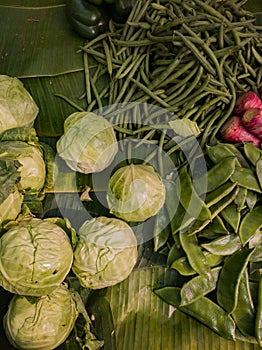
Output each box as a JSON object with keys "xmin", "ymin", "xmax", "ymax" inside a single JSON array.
[
  {"xmin": 56, "ymin": 112, "xmax": 118, "ymax": 174},
  {"xmin": 0, "ymin": 189, "xmax": 23, "ymax": 227},
  {"xmin": 0, "ymin": 141, "xmax": 46, "ymax": 195},
  {"xmin": 0, "ymin": 218, "xmax": 73, "ymax": 296},
  {"xmin": 0, "ymin": 75, "xmax": 38, "ymax": 134},
  {"xmin": 72, "ymin": 216, "xmax": 137, "ymax": 289},
  {"xmin": 0, "ymin": 157, "xmax": 23, "ymax": 228},
  {"xmin": 3, "ymin": 284, "xmax": 79, "ymax": 350},
  {"xmin": 107, "ymin": 164, "xmax": 166, "ymax": 222}
]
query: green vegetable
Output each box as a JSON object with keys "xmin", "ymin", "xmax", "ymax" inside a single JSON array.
[
  {"xmin": 65, "ymin": 0, "xmax": 135, "ymax": 39},
  {"xmin": 107, "ymin": 164, "xmax": 166, "ymax": 222},
  {"xmin": 3, "ymin": 284, "xmax": 79, "ymax": 350},
  {"xmin": 217, "ymin": 248, "xmax": 254, "ymax": 314},
  {"xmin": 0, "ymin": 75, "xmax": 38, "ymax": 134},
  {"xmin": 180, "ymin": 266, "xmax": 222, "ymax": 306},
  {"xmin": 66, "ymin": 0, "xmax": 106, "ymax": 39},
  {"xmin": 232, "ymin": 270, "xmax": 255, "ymax": 338},
  {"xmin": 154, "ymin": 286, "xmax": 236, "ymax": 341},
  {"xmin": 74, "ymin": 0, "xmax": 262, "ymax": 147},
  {"xmin": 0, "ymin": 217, "xmax": 74, "ymax": 296},
  {"xmin": 72, "ymin": 216, "xmax": 137, "ymax": 289},
  {"xmin": 239, "ymin": 206, "xmax": 262, "ymax": 245},
  {"xmin": 0, "ymin": 140, "xmax": 46, "ymax": 196},
  {"xmin": 255, "ymin": 275, "xmax": 262, "ymax": 347},
  {"xmin": 56, "ymin": 111, "xmax": 118, "ymax": 174}
]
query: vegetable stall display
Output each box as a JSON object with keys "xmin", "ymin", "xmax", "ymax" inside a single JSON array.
[{"xmin": 0, "ymin": 0, "xmax": 262, "ymax": 349}]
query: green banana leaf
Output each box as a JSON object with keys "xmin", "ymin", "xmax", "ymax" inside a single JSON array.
[
  {"xmin": 87, "ymin": 267, "xmax": 262, "ymax": 350},
  {"xmin": 0, "ymin": 2, "xmax": 84, "ymax": 78}
]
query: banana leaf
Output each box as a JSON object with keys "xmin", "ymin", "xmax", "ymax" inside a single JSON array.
[
  {"xmin": 0, "ymin": 2, "xmax": 84, "ymax": 78},
  {"xmin": 87, "ymin": 267, "xmax": 262, "ymax": 350}
]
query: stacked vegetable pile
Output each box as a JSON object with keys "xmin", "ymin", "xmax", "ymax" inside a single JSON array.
[
  {"xmin": 63, "ymin": 0, "xmax": 262, "ymax": 148},
  {"xmin": 0, "ymin": 0, "xmax": 262, "ymax": 349},
  {"xmin": 155, "ymin": 141, "xmax": 262, "ymax": 344}
]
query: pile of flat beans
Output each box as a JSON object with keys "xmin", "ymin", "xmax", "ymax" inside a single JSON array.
[
  {"xmin": 71, "ymin": 0, "xmax": 262, "ymax": 146},
  {"xmin": 154, "ymin": 142, "xmax": 262, "ymax": 345}
]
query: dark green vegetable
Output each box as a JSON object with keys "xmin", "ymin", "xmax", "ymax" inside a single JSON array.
[
  {"xmin": 217, "ymin": 248, "xmax": 254, "ymax": 314},
  {"xmin": 66, "ymin": 0, "xmax": 107, "ymax": 39},
  {"xmin": 180, "ymin": 266, "xmax": 222, "ymax": 306},
  {"xmin": 178, "ymin": 166, "xmax": 211, "ymax": 221},
  {"xmin": 239, "ymin": 206, "xmax": 262, "ymax": 246},
  {"xmin": 255, "ymin": 276, "xmax": 262, "ymax": 347},
  {"xmin": 179, "ymin": 231, "xmax": 211, "ymax": 278},
  {"xmin": 232, "ymin": 270, "xmax": 255, "ymax": 338},
  {"xmin": 230, "ymin": 167, "xmax": 262, "ymax": 193},
  {"xmin": 220, "ymin": 202, "xmax": 241, "ymax": 232},
  {"xmin": 171, "ymin": 251, "xmax": 224, "ymax": 277},
  {"xmin": 201, "ymin": 234, "xmax": 242, "ymax": 256},
  {"xmin": 154, "ymin": 286, "xmax": 236, "ymax": 340},
  {"xmin": 65, "ymin": 0, "xmax": 135, "ymax": 39}
]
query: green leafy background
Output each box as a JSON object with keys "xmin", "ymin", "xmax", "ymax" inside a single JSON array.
[{"xmin": 0, "ymin": 1, "xmax": 262, "ymax": 349}]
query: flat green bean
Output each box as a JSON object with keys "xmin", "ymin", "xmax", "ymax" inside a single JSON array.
[
  {"xmin": 171, "ymin": 250, "xmax": 224, "ymax": 276},
  {"xmin": 234, "ymin": 186, "xmax": 248, "ymax": 212},
  {"xmin": 217, "ymin": 247, "xmax": 254, "ymax": 314},
  {"xmin": 202, "ymin": 234, "xmax": 242, "ymax": 256},
  {"xmin": 244, "ymin": 143, "xmax": 262, "ymax": 167},
  {"xmin": 221, "ymin": 202, "xmax": 241, "ymax": 233},
  {"xmin": 231, "ymin": 167, "xmax": 262, "ymax": 193},
  {"xmin": 179, "ymin": 231, "xmax": 211, "ymax": 278},
  {"xmin": 205, "ymin": 182, "xmax": 238, "ymax": 208},
  {"xmin": 180, "ymin": 266, "xmax": 222, "ymax": 306},
  {"xmin": 179, "ymin": 166, "xmax": 212, "ymax": 221},
  {"xmin": 255, "ymin": 276, "xmax": 262, "ymax": 347},
  {"xmin": 239, "ymin": 206, "xmax": 262, "ymax": 246},
  {"xmin": 232, "ymin": 270, "xmax": 256, "ymax": 338},
  {"xmin": 154, "ymin": 286, "xmax": 236, "ymax": 340}
]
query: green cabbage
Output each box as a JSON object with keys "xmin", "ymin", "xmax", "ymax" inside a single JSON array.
[
  {"xmin": 0, "ymin": 75, "xmax": 38, "ymax": 134},
  {"xmin": 56, "ymin": 112, "xmax": 118, "ymax": 174},
  {"xmin": 0, "ymin": 218, "xmax": 73, "ymax": 296},
  {"xmin": 3, "ymin": 284, "xmax": 78, "ymax": 350},
  {"xmin": 0, "ymin": 141, "xmax": 46, "ymax": 195},
  {"xmin": 72, "ymin": 216, "xmax": 137, "ymax": 289},
  {"xmin": 107, "ymin": 164, "xmax": 166, "ymax": 222},
  {"xmin": 0, "ymin": 157, "xmax": 23, "ymax": 229},
  {"xmin": 0, "ymin": 189, "xmax": 23, "ymax": 227}
]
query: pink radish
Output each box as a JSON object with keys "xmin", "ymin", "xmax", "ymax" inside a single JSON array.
[
  {"xmin": 234, "ymin": 91, "xmax": 262, "ymax": 116},
  {"xmin": 220, "ymin": 115, "xmax": 261, "ymax": 147},
  {"xmin": 242, "ymin": 108, "xmax": 262, "ymax": 140}
]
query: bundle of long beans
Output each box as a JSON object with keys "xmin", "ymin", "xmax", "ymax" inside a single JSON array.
[{"xmin": 61, "ymin": 0, "xmax": 262, "ymax": 153}]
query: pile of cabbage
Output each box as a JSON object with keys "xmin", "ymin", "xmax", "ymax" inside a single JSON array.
[{"xmin": 0, "ymin": 76, "xmax": 167, "ymax": 349}]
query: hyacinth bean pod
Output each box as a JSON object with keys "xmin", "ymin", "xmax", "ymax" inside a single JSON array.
[
  {"xmin": 255, "ymin": 276, "xmax": 262, "ymax": 347},
  {"xmin": 179, "ymin": 231, "xmax": 211, "ymax": 278},
  {"xmin": 180, "ymin": 266, "xmax": 222, "ymax": 306},
  {"xmin": 201, "ymin": 234, "xmax": 242, "ymax": 256},
  {"xmin": 232, "ymin": 270, "xmax": 256, "ymax": 338},
  {"xmin": 154, "ymin": 286, "xmax": 236, "ymax": 341},
  {"xmin": 230, "ymin": 167, "xmax": 262, "ymax": 193},
  {"xmin": 171, "ymin": 251, "xmax": 224, "ymax": 277},
  {"xmin": 239, "ymin": 206, "xmax": 262, "ymax": 246},
  {"xmin": 178, "ymin": 166, "xmax": 211, "ymax": 221},
  {"xmin": 217, "ymin": 248, "xmax": 254, "ymax": 315}
]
